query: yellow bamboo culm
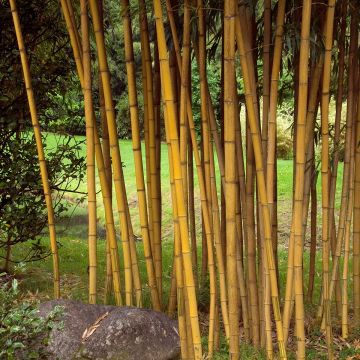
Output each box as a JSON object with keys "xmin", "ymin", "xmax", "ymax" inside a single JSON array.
[
  {"xmin": 289, "ymin": 1, "xmax": 312, "ymax": 359},
  {"xmin": 235, "ymin": 9, "xmax": 261, "ymax": 347},
  {"xmin": 262, "ymin": 3, "xmax": 273, "ymax": 350},
  {"xmin": 224, "ymin": 1, "xmax": 239, "ymax": 357},
  {"xmin": 80, "ymin": 0, "xmax": 97, "ymax": 305},
  {"xmin": 89, "ymin": 0, "xmax": 134, "ymax": 306},
  {"xmin": 236, "ymin": 5, "xmax": 287, "ymax": 359},
  {"xmin": 100, "ymin": 71, "xmax": 114, "ymax": 303},
  {"xmin": 166, "ymin": 0, "xmax": 230, "ymax": 337},
  {"xmin": 354, "ymin": 1, "xmax": 360, "ymax": 323},
  {"xmin": 320, "ymin": 1, "xmax": 336, "ymax": 357},
  {"xmin": 328, "ymin": 0, "xmax": 347, "ymax": 317},
  {"xmin": 121, "ymin": 0, "xmax": 160, "ymax": 311},
  {"xmin": 60, "ymin": 0, "xmax": 123, "ymax": 306},
  {"xmin": 165, "ymin": 0, "xmax": 219, "ymax": 319},
  {"xmin": 263, "ymin": 1, "xmax": 287, "ymax": 356},
  {"xmin": 262, "ymin": 0, "xmax": 271, "ymax": 161},
  {"xmin": 9, "ymin": 0, "xmax": 60, "ymax": 299},
  {"xmin": 319, "ymin": 6, "xmax": 356, "ymax": 328},
  {"xmin": 152, "ymin": 0, "xmax": 202, "ymax": 357},
  {"xmin": 165, "ymin": 0, "xmax": 218, "ymax": 353},
  {"xmin": 165, "ymin": 123, "xmax": 189, "ymax": 359},
  {"xmin": 138, "ymin": 0, "xmax": 157, "ymax": 283},
  {"xmin": 266, "ymin": 0, "xmax": 286, "ymax": 238},
  {"xmin": 97, "ymin": 0, "xmax": 113, "ymax": 301},
  {"xmin": 342, "ymin": 122, "xmax": 355, "ymax": 339}
]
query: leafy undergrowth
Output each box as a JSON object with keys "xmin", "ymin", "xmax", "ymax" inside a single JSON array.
[{"xmin": 0, "ymin": 274, "xmax": 63, "ymax": 359}]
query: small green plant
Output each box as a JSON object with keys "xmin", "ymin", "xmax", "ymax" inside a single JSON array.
[{"xmin": 0, "ymin": 276, "xmax": 63, "ymax": 359}]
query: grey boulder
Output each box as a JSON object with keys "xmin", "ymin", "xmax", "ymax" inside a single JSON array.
[{"xmin": 38, "ymin": 299, "xmax": 180, "ymax": 360}]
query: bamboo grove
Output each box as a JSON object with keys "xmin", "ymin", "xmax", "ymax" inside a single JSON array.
[{"xmin": 6, "ymin": 0, "xmax": 360, "ymax": 358}]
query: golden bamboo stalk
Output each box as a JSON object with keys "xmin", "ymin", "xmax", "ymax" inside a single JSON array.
[
  {"xmin": 283, "ymin": 53, "xmax": 324, "ymax": 347},
  {"xmin": 60, "ymin": 0, "xmax": 123, "ymax": 305},
  {"xmin": 9, "ymin": 0, "xmax": 60, "ymax": 299},
  {"xmin": 263, "ymin": 0, "xmax": 286, "ymax": 340},
  {"xmin": 208, "ymin": 139, "xmax": 230, "ymax": 340},
  {"xmin": 165, "ymin": 108, "xmax": 189, "ymax": 358},
  {"xmin": 245, "ymin": 127, "xmax": 260, "ymax": 346},
  {"xmin": 307, "ymin": 149, "xmax": 317, "ymax": 302},
  {"xmin": 139, "ymin": 0, "xmax": 162, "ymax": 299},
  {"xmin": 266, "ymin": 0, "xmax": 286, "ymax": 239},
  {"xmin": 234, "ymin": 17, "xmax": 260, "ymax": 347},
  {"xmin": 352, "ymin": 3, "xmax": 360, "ymax": 324},
  {"xmin": 328, "ymin": 0, "xmax": 347, "ymax": 316},
  {"xmin": 318, "ymin": 5, "xmax": 357, "ymax": 327},
  {"xmin": 178, "ymin": 0, "xmax": 191, "ymax": 268},
  {"xmin": 165, "ymin": 1, "xmax": 220, "ymax": 350},
  {"xmin": 262, "ymin": 1, "xmax": 278, "ymax": 355},
  {"xmin": 319, "ymin": 3, "xmax": 336, "ymax": 356},
  {"xmin": 290, "ymin": 1, "xmax": 312, "ymax": 357},
  {"xmin": 188, "ymin": 138, "xmax": 198, "ymax": 292},
  {"xmin": 261, "ymin": 0, "xmax": 271, "ymax": 161},
  {"xmin": 121, "ymin": 0, "xmax": 160, "ymax": 310},
  {"xmin": 153, "ymin": 0, "xmax": 202, "ymax": 357},
  {"xmin": 80, "ymin": 0, "xmax": 97, "ymax": 304},
  {"xmin": 224, "ymin": 1, "xmax": 239, "ymax": 356},
  {"xmin": 89, "ymin": 0, "xmax": 134, "ymax": 306},
  {"xmin": 98, "ymin": 25, "xmax": 113, "ymax": 304},
  {"xmin": 234, "ymin": 108, "xmax": 250, "ymax": 342},
  {"xmin": 342, "ymin": 110, "xmax": 356, "ymax": 339},
  {"xmin": 236, "ymin": 5, "xmax": 287, "ymax": 359},
  {"xmin": 196, "ymin": 0, "xmax": 212, "ymax": 243}
]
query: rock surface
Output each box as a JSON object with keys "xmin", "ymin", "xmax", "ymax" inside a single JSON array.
[{"xmin": 39, "ymin": 299, "xmax": 180, "ymax": 360}]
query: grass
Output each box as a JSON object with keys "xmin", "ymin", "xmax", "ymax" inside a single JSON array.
[{"xmin": 3, "ymin": 133, "xmax": 359, "ymax": 359}]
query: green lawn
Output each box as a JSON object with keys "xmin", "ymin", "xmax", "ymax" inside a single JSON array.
[{"xmin": 4, "ymin": 134, "xmax": 356, "ymax": 359}]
